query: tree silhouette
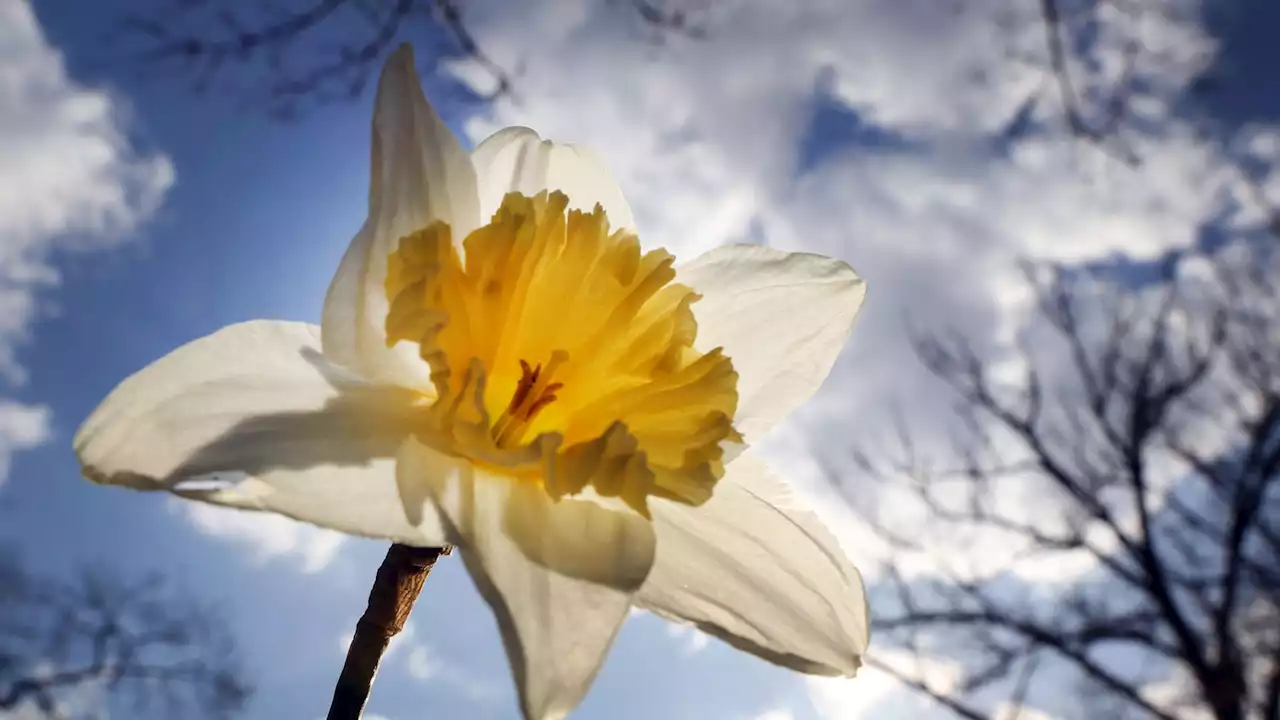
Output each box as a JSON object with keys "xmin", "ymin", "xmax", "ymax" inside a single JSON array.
[
  {"xmin": 831, "ymin": 2, "xmax": 1279, "ymax": 716},
  {"xmin": 0, "ymin": 549, "xmax": 250, "ymax": 719},
  {"xmin": 842, "ymin": 236, "xmax": 1280, "ymax": 720},
  {"xmin": 987, "ymin": 0, "xmax": 1213, "ymax": 166},
  {"xmin": 107, "ymin": 0, "xmax": 707, "ymax": 119}
]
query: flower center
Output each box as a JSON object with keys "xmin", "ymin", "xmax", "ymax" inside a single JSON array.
[
  {"xmin": 384, "ymin": 191, "xmax": 742, "ymax": 516},
  {"xmin": 493, "ymin": 355, "xmax": 566, "ymax": 448}
]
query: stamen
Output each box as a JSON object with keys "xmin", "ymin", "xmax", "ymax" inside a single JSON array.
[
  {"xmin": 493, "ymin": 351, "xmax": 569, "ymax": 447},
  {"xmin": 507, "ymin": 359, "xmax": 541, "ymax": 416},
  {"xmin": 527, "ymin": 382, "xmax": 563, "ymax": 419},
  {"xmin": 383, "ymin": 191, "xmax": 742, "ymax": 513}
]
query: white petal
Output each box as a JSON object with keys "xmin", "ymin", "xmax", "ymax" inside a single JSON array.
[
  {"xmin": 75, "ymin": 321, "xmax": 445, "ymax": 546},
  {"xmin": 638, "ymin": 450, "xmax": 869, "ymax": 676},
  {"xmin": 322, "ymin": 44, "xmax": 481, "ymax": 388},
  {"xmin": 677, "ymin": 244, "xmax": 866, "ymax": 441},
  {"xmin": 401, "ymin": 440, "xmax": 654, "ymax": 720},
  {"xmin": 470, "ymin": 126, "xmax": 635, "ymax": 230}
]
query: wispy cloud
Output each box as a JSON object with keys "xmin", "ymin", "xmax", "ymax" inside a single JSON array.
[
  {"xmin": 442, "ymin": 0, "xmax": 1258, "ymax": 716},
  {"xmin": 806, "ymin": 649, "xmax": 965, "ymax": 720},
  {"xmin": 0, "ymin": 0, "xmax": 172, "ymax": 485},
  {"xmin": 0, "ymin": 400, "xmax": 48, "ymax": 487},
  {"xmin": 180, "ymin": 501, "xmax": 345, "ymax": 573},
  {"xmin": 401, "ymin": 641, "xmax": 503, "ymax": 704},
  {"xmin": 665, "ymin": 621, "xmax": 711, "ymax": 656}
]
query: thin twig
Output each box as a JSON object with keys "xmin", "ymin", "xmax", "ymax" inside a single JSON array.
[
  {"xmin": 864, "ymin": 655, "xmax": 988, "ymax": 720},
  {"xmin": 326, "ymin": 543, "xmax": 450, "ymax": 720}
]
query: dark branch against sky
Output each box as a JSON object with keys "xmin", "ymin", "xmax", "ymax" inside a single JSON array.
[
  {"xmin": 83, "ymin": 1, "xmax": 1280, "ymax": 719},
  {"xmin": 0, "ymin": 548, "xmax": 250, "ymax": 719},
  {"xmin": 107, "ymin": 0, "xmax": 708, "ymax": 119}
]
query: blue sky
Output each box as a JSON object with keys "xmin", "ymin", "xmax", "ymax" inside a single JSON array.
[
  {"xmin": 1, "ymin": 1, "xmax": 832, "ymax": 718},
  {"xmin": 2, "ymin": 0, "xmax": 1277, "ymax": 719}
]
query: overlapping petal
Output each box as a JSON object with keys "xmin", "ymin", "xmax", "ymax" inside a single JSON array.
[
  {"xmin": 400, "ymin": 440, "xmax": 655, "ymax": 720},
  {"xmin": 640, "ymin": 450, "xmax": 868, "ymax": 676},
  {"xmin": 74, "ymin": 321, "xmax": 444, "ymax": 545},
  {"xmin": 471, "ymin": 126, "xmax": 635, "ymax": 231},
  {"xmin": 77, "ymin": 42, "xmax": 872, "ymax": 720},
  {"xmin": 676, "ymin": 244, "xmax": 866, "ymax": 441},
  {"xmin": 322, "ymin": 45, "xmax": 481, "ymax": 389}
]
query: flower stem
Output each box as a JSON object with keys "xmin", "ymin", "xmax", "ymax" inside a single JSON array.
[{"xmin": 326, "ymin": 543, "xmax": 450, "ymax": 720}]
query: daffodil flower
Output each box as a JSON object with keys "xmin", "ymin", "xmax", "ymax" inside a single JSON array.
[{"xmin": 75, "ymin": 45, "xmax": 869, "ymax": 720}]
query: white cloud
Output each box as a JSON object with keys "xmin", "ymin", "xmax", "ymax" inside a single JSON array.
[
  {"xmin": 400, "ymin": 641, "xmax": 501, "ymax": 703},
  {"xmin": 404, "ymin": 643, "xmax": 439, "ymax": 680},
  {"xmin": 442, "ymin": 0, "xmax": 1251, "ymax": 716},
  {"xmin": 807, "ymin": 650, "xmax": 965, "ymax": 720},
  {"xmin": 665, "ymin": 621, "xmax": 711, "ymax": 656},
  {"xmin": 0, "ymin": 400, "xmax": 49, "ymax": 485},
  {"xmin": 446, "ymin": 0, "xmax": 1236, "ymax": 512},
  {"xmin": 0, "ymin": 0, "xmax": 173, "ymax": 484},
  {"xmin": 991, "ymin": 702, "xmax": 1057, "ymax": 720},
  {"xmin": 1139, "ymin": 664, "xmax": 1215, "ymax": 720},
  {"xmin": 180, "ymin": 501, "xmax": 345, "ymax": 573}
]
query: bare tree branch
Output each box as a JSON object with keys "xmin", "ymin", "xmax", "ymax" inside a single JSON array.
[
  {"xmin": 0, "ymin": 550, "xmax": 250, "ymax": 719},
  {"xmin": 864, "ymin": 655, "xmax": 990, "ymax": 720},
  {"xmin": 107, "ymin": 0, "xmax": 703, "ymax": 118},
  {"xmin": 847, "ymin": 239, "xmax": 1280, "ymax": 720},
  {"xmin": 1036, "ymin": 0, "xmax": 1142, "ymax": 165}
]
